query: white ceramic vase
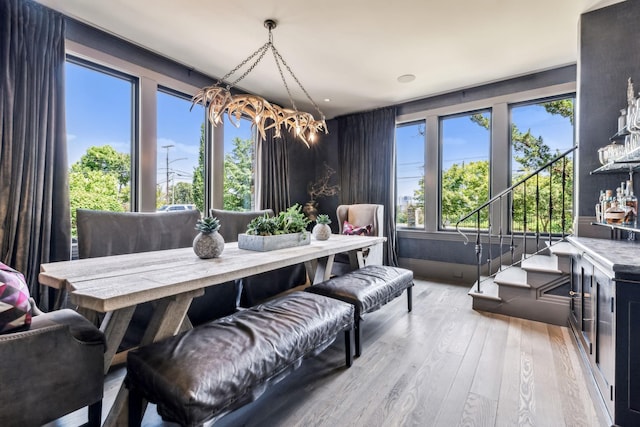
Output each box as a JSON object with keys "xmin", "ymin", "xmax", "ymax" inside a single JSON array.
[
  {"xmin": 193, "ymin": 231, "xmax": 225, "ymax": 259},
  {"xmin": 312, "ymin": 223, "xmax": 332, "ymax": 241}
]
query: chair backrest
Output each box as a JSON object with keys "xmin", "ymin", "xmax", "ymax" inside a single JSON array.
[
  {"xmin": 210, "ymin": 209, "xmax": 274, "ymax": 243},
  {"xmin": 336, "ymin": 204, "xmax": 384, "ymax": 237},
  {"xmin": 76, "ymin": 209, "xmax": 201, "ymax": 258}
]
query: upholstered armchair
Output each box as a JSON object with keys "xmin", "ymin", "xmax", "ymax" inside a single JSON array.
[
  {"xmin": 211, "ymin": 208, "xmax": 308, "ymax": 306},
  {"xmin": 75, "ymin": 209, "xmax": 239, "ymax": 350},
  {"xmin": 0, "ymin": 307, "xmax": 106, "ymax": 426},
  {"xmin": 334, "ymin": 204, "xmax": 385, "ymax": 274}
]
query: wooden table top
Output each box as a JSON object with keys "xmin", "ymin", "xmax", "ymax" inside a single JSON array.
[{"xmin": 39, "ymin": 234, "xmax": 385, "ymax": 312}]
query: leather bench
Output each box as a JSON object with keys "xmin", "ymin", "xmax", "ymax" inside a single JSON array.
[
  {"xmin": 125, "ymin": 291, "xmax": 354, "ymax": 426},
  {"xmin": 306, "ymin": 265, "xmax": 414, "ymax": 357}
]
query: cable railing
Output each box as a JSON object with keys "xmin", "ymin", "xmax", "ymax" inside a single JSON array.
[{"xmin": 455, "ymin": 146, "xmax": 577, "ymax": 293}]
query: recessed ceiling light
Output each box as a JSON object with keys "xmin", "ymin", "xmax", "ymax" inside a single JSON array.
[
  {"xmin": 324, "ymin": 98, "xmax": 331, "ymax": 102},
  {"xmin": 397, "ymin": 74, "xmax": 416, "ymax": 83}
]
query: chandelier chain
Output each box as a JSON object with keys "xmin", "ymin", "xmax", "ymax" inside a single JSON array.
[
  {"xmin": 270, "ymin": 46, "xmax": 298, "ymax": 112},
  {"xmin": 271, "ymin": 46, "xmax": 325, "ymax": 119},
  {"xmin": 220, "ymin": 41, "xmax": 270, "ymax": 87}
]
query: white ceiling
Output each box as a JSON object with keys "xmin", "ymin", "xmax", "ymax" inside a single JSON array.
[{"xmin": 37, "ymin": 0, "xmax": 623, "ymax": 119}]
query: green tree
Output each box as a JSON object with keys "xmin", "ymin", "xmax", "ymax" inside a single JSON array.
[
  {"xmin": 172, "ymin": 181, "xmax": 193, "ymax": 204},
  {"xmin": 442, "ymin": 161, "xmax": 490, "ymax": 228},
  {"xmin": 69, "ymin": 145, "xmax": 131, "ymax": 236},
  {"xmin": 192, "ymin": 124, "xmax": 205, "ymax": 212},
  {"xmin": 224, "ymin": 137, "xmax": 254, "ymax": 211},
  {"xmin": 69, "ymin": 169, "xmax": 124, "ymax": 237}
]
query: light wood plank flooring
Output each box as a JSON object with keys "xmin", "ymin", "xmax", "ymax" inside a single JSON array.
[{"xmin": 49, "ymin": 278, "xmax": 607, "ymax": 427}]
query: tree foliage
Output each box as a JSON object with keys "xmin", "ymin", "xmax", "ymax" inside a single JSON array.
[
  {"xmin": 223, "ymin": 137, "xmax": 254, "ymax": 211},
  {"xmin": 69, "ymin": 145, "xmax": 131, "ymax": 237},
  {"xmin": 192, "ymin": 124, "xmax": 205, "ymax": 212}
]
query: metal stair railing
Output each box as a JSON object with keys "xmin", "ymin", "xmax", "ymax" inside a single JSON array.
[{"xmin": 455, "ymin": 146, "xmax": 577, "ymax": 293}]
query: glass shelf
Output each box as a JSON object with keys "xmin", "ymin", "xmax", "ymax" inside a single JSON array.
[{"xmin": 591, "ymin": 145, "xmax": 640, "ymax": 174}]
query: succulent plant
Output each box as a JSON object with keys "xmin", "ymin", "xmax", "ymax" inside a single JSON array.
[
  {"xmin": 195, "ymin": 216, "xmax": 221, "ymax": 234},
  {"xmin": 316, "ymin": 214, "xmax": 331, "ymax": 225},
  {"xmin": 246, "ymin": 214, "xmax": 279, "ymax": 236},
  {"xmin": 246, "ymin": 204, "xmax": 310, "ymax": 236}
]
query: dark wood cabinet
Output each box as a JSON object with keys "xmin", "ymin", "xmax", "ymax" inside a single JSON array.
[{"xmin": 568, "ymin": 237, "xmax": 640, "ymax": 426}]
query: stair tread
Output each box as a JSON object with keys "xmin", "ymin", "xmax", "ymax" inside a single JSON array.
[
  {"xmin": 468, "ymin": 277, "xmax": 501, "ymax": 301},
  {"xmin": 548, "ymin": 241, "xmax": 580, "ymax": 256},
  {"xmin": 521, "ymin": 254, "xmax": 562, "ymax": 273},
  {"xmin": 494, "ymin": 267, "xmax": 530, "ymax": 288}
]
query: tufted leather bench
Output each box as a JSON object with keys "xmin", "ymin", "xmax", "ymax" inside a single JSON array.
[
  {"xmin": 306, "ymin": 265, "xmax": 414, "ymax": 357},
  {"xmin": 126, "ymin": 291, "xmax": 354, "ymax": 427}
]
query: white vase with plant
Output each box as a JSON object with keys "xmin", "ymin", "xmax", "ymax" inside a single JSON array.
[
  {"xmin": 193, "ymin": 216, "xmax": 225, "ymax": 259},
  {"xmin": 312, "ymin": 214, "xmax": 332, "ymax": 241}
]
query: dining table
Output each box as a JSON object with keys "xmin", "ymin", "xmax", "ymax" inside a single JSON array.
[{"xmin": 38, "ymin": 233, "xmax": 385, "ymax": 426}]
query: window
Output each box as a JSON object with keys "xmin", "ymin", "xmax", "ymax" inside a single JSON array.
[
  {"xmin": 156, "ymin": 89, "xmax": 205, "ymax": 211},
  {"xmin": 223, "ymin": 115, "xmax": 255, "ymax": 211},
  {"xmin": 440, "ymin": 111, "xmax": 491, "ymax": 229},
  {"xmin": 396, "ymin": 121, "xmax": 425, "ymax": 228},
  {"xmin": 65, "ymin": 58, "xmax": 137, "ymax": 237},
  {"xmin": 510, "ymin": 97, "xmax": 575, "ymax": 233}
]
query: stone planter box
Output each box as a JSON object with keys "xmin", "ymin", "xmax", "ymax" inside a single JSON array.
[{"xmin": 237, "ymin": 232, "xmax": 310, "ymax": 252}]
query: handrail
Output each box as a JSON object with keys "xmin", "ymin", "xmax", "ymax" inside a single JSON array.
[
  {"xmin": 456, "ymin": 145, "xmax": 577, "ymax": 243},
  {"xmin": 455, "ymin": 145, "xmax": 577, "ymax": 293}
]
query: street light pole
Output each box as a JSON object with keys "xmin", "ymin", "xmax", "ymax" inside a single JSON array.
[{"xmin": 161, "ymin": 144, "xmax": 174, "ymax": 205}]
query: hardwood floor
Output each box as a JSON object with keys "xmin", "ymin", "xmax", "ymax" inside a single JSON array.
[{"xmin": 49, "ymin": 278, "xmax": 607, "ymax": 427}]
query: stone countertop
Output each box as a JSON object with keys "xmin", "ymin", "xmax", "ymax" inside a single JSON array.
[{"xmin": 568, "ymin": 236, "xmax": 640, "ymax": 276}]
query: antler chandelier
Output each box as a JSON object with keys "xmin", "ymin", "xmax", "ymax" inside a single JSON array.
[{"xmin": 192, "ymin": 19, "xmax": 327, "ymax": 147}]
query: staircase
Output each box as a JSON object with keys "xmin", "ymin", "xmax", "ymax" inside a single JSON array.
[
  {"xmin": 456, "ymin": 146, "xmax": 577, "ymax": 326},
  {"xmin": 469, "ymin": 241, "xmax": 579, "ymax": 325}
]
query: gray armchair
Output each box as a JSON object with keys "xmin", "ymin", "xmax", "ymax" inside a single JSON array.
[
  {"xmin": 211, "ymin": 208, "xmax": 308, "ymax": 306},
  {"xmin": 0, "ymin": 308, "xmax": 105, "ymax": 426},
  {"xmin": 76, "ymin": 209, "xmax": 239, "ymax": 350}
]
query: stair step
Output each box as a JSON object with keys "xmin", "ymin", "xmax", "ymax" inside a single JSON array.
[
  {"xmin": 548, "ymin": 241, "xmax": 580, "ymax": 256},
  {"xmin": 468, "ymin": 277, "xmax": 501, "ymax": 301},
  {"xmin": 521, "ymin": 254, "xmax": 562, "ymax": 274},
  {"xmin": 494, "ymin": 267, "xmax": 530, "ymax": 288}
]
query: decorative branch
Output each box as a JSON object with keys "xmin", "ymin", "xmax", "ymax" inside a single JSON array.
[{"xmin": 307, "ymin": 162, "xmax": 340, "ymax": 200}]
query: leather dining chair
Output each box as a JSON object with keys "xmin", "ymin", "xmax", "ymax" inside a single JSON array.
[
  {"xmin": 75, "ymin": 209, "xmax": 239, "ymax": 350},
  {"xmin": 211, "ymin": 208, "xmax": 308, "ymax": 307}
]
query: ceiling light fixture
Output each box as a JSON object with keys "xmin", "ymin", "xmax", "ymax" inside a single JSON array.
[
  {"xmin": 192, "ymin": 19, "xmax": 326, "ymax": 147},
  {"xmin": 397, "ymin": 74, "xmax": 416, "ymax": 83}
]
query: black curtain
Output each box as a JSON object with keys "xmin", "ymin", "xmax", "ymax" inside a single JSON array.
[
  {"xmin": 337, "ymin": 106, "xmax": 398, "ymax": 266},
  {"xmin": 0, "ymin": 0, "xmax": 70, "ymax": 307},
  {"xmin": 259, "ymin": 128, "xmax": 291, "ymax": 214}
]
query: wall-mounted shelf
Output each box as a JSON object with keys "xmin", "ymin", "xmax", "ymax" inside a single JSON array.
[{"xmin": 591, "ymin": 142, "xmax": 640, "ymax": 174}]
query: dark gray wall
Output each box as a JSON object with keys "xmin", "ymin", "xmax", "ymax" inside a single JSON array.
[{"xmin": 578, "ymin": 1, "xmax": 640, "ymax": 218}]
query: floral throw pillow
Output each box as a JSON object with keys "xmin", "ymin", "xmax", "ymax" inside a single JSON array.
[
  {"xmin": 342, "ymin": 221, "xmax": 372, "ymax": 236},
  {"xmin": 0, "ymin": 262, "xmax": 32, "ymax": 334}
]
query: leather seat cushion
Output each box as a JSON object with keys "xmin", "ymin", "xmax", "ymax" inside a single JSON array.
[
  {"xmin": 126, "ymin": 291, "xmax": 353, "ymax": 426},
  {"xmin": 306, "ymin": 265, "xmax": 414, "ymax": 316}
]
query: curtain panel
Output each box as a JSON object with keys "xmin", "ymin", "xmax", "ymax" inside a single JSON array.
[
  {"xmin": 259, "ymin": 128, "xmax": 291, "ymax": 214},
  {"xmin": 337, "ymin": 106, "xmax": 398, "ymax": 266},
  {"xmin": 0, "ymin": 0, "xmax": 70, "ymax": 307}
]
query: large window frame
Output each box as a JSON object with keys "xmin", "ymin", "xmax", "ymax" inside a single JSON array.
[
  {"xmin": 65, "ymin": 40, "xmax": 253, "ymax": 215},
  {"xmin": 395, "ymin": 82, "xmax": 576, "ymax": 239}
]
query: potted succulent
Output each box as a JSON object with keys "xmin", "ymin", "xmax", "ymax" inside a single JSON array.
[
  {"xmin": 312, "ymin": 214, "xmax": 332, "ymax": 241},
  {"xmin": 193, "ymin": 216, "xmax": 225, "ymax": 259},
  {"xmin": 239, "ymin": 204, "xmax": 311, "ymax": 251}
]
